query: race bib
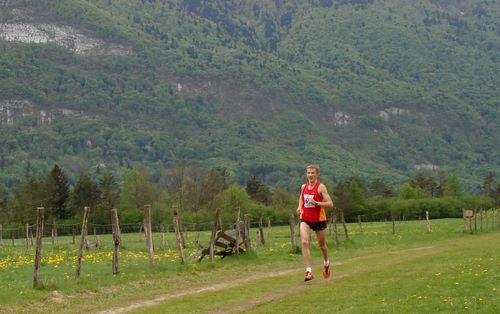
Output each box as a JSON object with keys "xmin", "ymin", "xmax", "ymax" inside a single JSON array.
[{"xmin": 304, "ymin": 194, "xmax": 315, "ymax": 208}]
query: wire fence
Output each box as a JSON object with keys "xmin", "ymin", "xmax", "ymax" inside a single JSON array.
[{"xmin": 0, "ymin": 208, "xmax": 498, "ymax": 244}]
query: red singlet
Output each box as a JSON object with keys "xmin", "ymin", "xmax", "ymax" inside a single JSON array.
[{"xmin": 300, "ymin": 181, "xmax": 327, "ymax": 222}]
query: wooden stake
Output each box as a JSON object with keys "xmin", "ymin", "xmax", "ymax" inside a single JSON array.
[
  {"xmin": 328, "ymin": 213, "xmax": 332, "ymax": 236},
  {"xmin": 479, "ymin": 209, "xmax": 483, "ymax": 231},
  {"xmin": 172, "ymin": 206, "xmax": 185, "ymax": 264},
  {"xmin": 144, "ymin": 205, "xmax": 154, "ymax": 268},
  {"xmin": 0, "ymin": 224, "xmax": 3, "ymax": 246},
  {"xmin": 258, "ymin": 215, "xmax": 265, "ymax": 245},
  {"xmin": 243, "ymin": 215, "xmax": 251, "ymax": 252},
  {"xmin": 332, "ymin": 209, "xmax": 339, "ymax": 245},
  {"xmin": 33, "ymin": 207, "xmax": 44, "ymax": 288},
  {"xmin": 358, "ymin": 215, "xmax": 363, "ymax": 233},
  {"xmin": 234, "ymin": 207, "xmax": 241, "ymax": 255},
  {"xmin": 340, "ymin": 209, "xmax": 349, "ymax": 240},
  {"xmin": 468, "ymin": 210, "xmax": 473, "ymax": 234},
  {"xmin": 425, "ymin": 211, "xmax": 432, "ymax": 233},
  {"xmin": 289, "ymin": 213, "xmax": 297, "ymax": 253},
  {"xmin": 160, "ymin": 224, "xmax": 165, "ymax": 250},
  {"xmin": 26, "ymin": 223, "xmax": 30, "ymax": 249},
  {"xmin": 76, "ymin": 207, "xmax": 90, "ymax": 278},
  {"xmin": 51, "ymin": 228, "xmax": 55, "ymax": 245},
  {"xmin": 463, "ymin": 209, "xmax": 467, "ymax": 232},
  {"xmin": 209, "ymin": 208, "xmax": 221, "ymax": 260},
  {"xmin": 474, "ymin": 209, "xmax": 477, "ymax": 233},
  {"xmin": 392, "ymin": 216, "xmax": 396, "ymax": 235},
  {"xmin": 111, "ymin": 208, "xmax": 121, "ymax": 275},
  {"xmin": 267, "ymin": 218, "xmax": 272, "ymax": 239}
]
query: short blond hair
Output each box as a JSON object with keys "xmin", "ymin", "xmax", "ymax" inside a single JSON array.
[{"xmin": 306, "ymin": 164, "xmax": 320, "ymax": 174}]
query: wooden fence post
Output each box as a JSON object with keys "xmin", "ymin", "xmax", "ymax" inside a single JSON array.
[
  {"xmin": 425, "ymin": 211, "xmax": 432, "ymax": 233},
  {"xmin": 33, "ymin": 207, "xmax": 44, "ymax": 288},
  {"xmin": 479, "ymin": 209, "xmax": 483, "ymax": 231},
  {"xmin": 267, "ymin": 218, "xmax": 272, "ymax": 239},
  {"xmin": 111, "ymin": 208, "xmax": 121, "ymax": 275},
  {"xmin": 0, "ymin": 223, "xmax": 3, "ymax": 246},
  {"xmin": 473, "ymin": 209, "xmax": 477, "ymax": 233},
  {"xmin": 172, "ymin": 206, "xmax": 185, "ymax": 264},
  {"xmin": 243, "ymin": 215, "xmax": 251, "ymax": 252},
  {"xmin": 392, "ymin": 216, "xmax": 396, "ymax": 235},
  {"xmin": 258, "ymin": 215, "xmax": 265, "ymax": 245},
  {"xmin": 289, "ymin": 214, "xmax": 297, "ymax": 253},
  {"xmin": 144, "ymin": 205, "xmax": 154, "ymax": 268},
  {"xmin": 160, "ymin": 224, "xmax": 166, "ymax": 250},
  {"xmin": 72, "ymin": 227, "xmax": 76, "ymax": 244},
  {"xmin": 328, "ymin": 213, "xmax": 332, "ymax": 236},
  {"xmin": 209, "ymin": 208, "xmax": 221, "ymax": 260},
  {"xmin": 76, "ymin": 207, "xmax": 90, "ymax": 278},
  {"xmin": 358, "ymin": 215, "xmax": 363, "ymax": 233},
  {"xmin": 26, "ymin": 223, "xmax": 30, "ymax": 248},
  {"xmin": 51, "ymin": 218, "xmax": 58, "ymax": 245},
  {"xmin": 332, "ymin": 209, "xmax": 339, "ymax": 245},
  {"xmin": 30, "ymin": 230, "xmax": 33, "ymax": 247},
  {"xmin": 468, "ymin": 210, "xmax": 473, "ymax": 234},
  {"xmin": 51, "ymin": 228, "xmax": 55, "ymax": 245},
  {"xmin": 94, "ymin": 226, "xmax": 101, "ymax": 249},
  {"xmin": 463, "ymin": 209, "xmax": 467, "ymax": 232},
  {"xmin": 340, "ymin": 209, "xmax": 349, "ymax": 240},
  {"xmin": 234, "ymin": 207, "xmax": 241, "ymax": 255}
]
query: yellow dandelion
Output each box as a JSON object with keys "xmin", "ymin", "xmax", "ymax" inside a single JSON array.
[{"xmin": 434, "ymin": 273, "xmax": 441, "ymax": 276}]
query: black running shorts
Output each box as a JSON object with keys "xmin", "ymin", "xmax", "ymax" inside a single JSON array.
[{"xmin": 301, "ymin": 220, "xmax": 327, "ymax": 231}]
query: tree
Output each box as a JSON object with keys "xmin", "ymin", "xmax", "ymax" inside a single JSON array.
[
  {"xmin": 410, "ymin": 172, "xmax": 438, "ymax": 197},
  {"xmin": 46, "ymin": 165, "xmax": 70, "ymax": 220},
  {"xmin": 120, "ymin": 168, "xmax": 157, "ymax": 210},
  {"xmin": 72, "ymin": 173, "xmax": 101, "ymax": 221},
  {"xmin": 368, "ymin": 179, "xmax": 394, "ymax": 197},
  {"xmin": 99, "ymin": 172, "xmax": 119, "ymax": 209},
  {"xmin": 480, "ymin": 173, "xmax": 496, "ymax": 198},
  {"xmin": 443, "ymin": 175, "xmax": 464, "ymax": 197},
  {"xmin": 398, "ymin": 182, "xmax": 425, "ymax": 200},
  {"xmin": 10, "ymin": 177, "xmax": 45, "ymax": 224},
  {"xmin": 246, "ymin": 175, "xmax": 271, "ymax": 205},
  {"xmin": 333, "ymin": 179, "xmax": 366, "ymax": 219}
]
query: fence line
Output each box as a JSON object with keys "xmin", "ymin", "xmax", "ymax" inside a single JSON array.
[{"xmin": 1, "ymin": 208, "xmax": 499, "ymax": 243}]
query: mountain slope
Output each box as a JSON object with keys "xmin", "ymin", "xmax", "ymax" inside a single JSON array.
[{"xmin": 0, "ymin": 0, "xmax": 498, "ymax": 192}]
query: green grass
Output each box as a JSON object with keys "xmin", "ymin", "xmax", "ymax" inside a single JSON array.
[{"xmin": 0, "ymin": 219, "xmax": 498, "ymax": 313}]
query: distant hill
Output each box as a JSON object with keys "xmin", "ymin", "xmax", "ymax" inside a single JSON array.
[{"xmin": 0, "ymin": 0, "xmax": 498, "ymax": 192}]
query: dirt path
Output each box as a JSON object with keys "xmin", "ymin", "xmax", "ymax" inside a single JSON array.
[{"xmin": 95, "ymin": 245, "xmax": 436, "ymax": 314}]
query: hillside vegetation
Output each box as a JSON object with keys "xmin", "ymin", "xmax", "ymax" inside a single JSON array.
[{"xmin": 0, "ymin": 0, "xmax": 499, "ymax": 192}]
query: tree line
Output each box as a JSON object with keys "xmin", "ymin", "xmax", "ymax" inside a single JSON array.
[{"xmin": 0, "ymin": 163, "xmax": 498, "ymax": 229}]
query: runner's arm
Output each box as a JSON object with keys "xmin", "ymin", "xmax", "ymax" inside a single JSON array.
[{"xmin": 316, "ymin": 184, "xmax": 334, "ymax": 208}]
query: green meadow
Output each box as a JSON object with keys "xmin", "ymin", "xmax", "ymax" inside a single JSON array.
[{"xmin": 0, "ymin": 218, "xmax": 498, "ymax": 313}]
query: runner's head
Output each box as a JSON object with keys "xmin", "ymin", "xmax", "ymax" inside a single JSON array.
[{"xmin": 306, "ymin": 164, "xmax": 320, "ymax": 182}]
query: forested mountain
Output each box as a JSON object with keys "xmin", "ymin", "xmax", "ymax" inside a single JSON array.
[{"xmin": 0, "ymin": 0, "xmax": 499, "ymax": 192}]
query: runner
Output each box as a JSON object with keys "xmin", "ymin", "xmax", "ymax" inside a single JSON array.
[{"xmin": 296, "ymin": 164, "xmax": 334, "ymax": 281}]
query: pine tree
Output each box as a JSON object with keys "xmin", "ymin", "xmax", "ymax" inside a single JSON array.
[
  {"xmin": 246, "ymin": 175, "xmax": 271, "ymax": 205},
  {"xmin": 99, "ymin": 172, "xmax": 119, "ymax": 209},
  {"xmin": 72, "ymin": 173, "xmax": 100, "ymax": 216},
  {"xmin": 46, "ymin": 165, "xmax": 70, "ymax": 220}
]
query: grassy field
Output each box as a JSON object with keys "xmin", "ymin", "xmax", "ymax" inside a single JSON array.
[{"xmin": 0, "ymin": 218, "xmax": 498, "ymax": 313}]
